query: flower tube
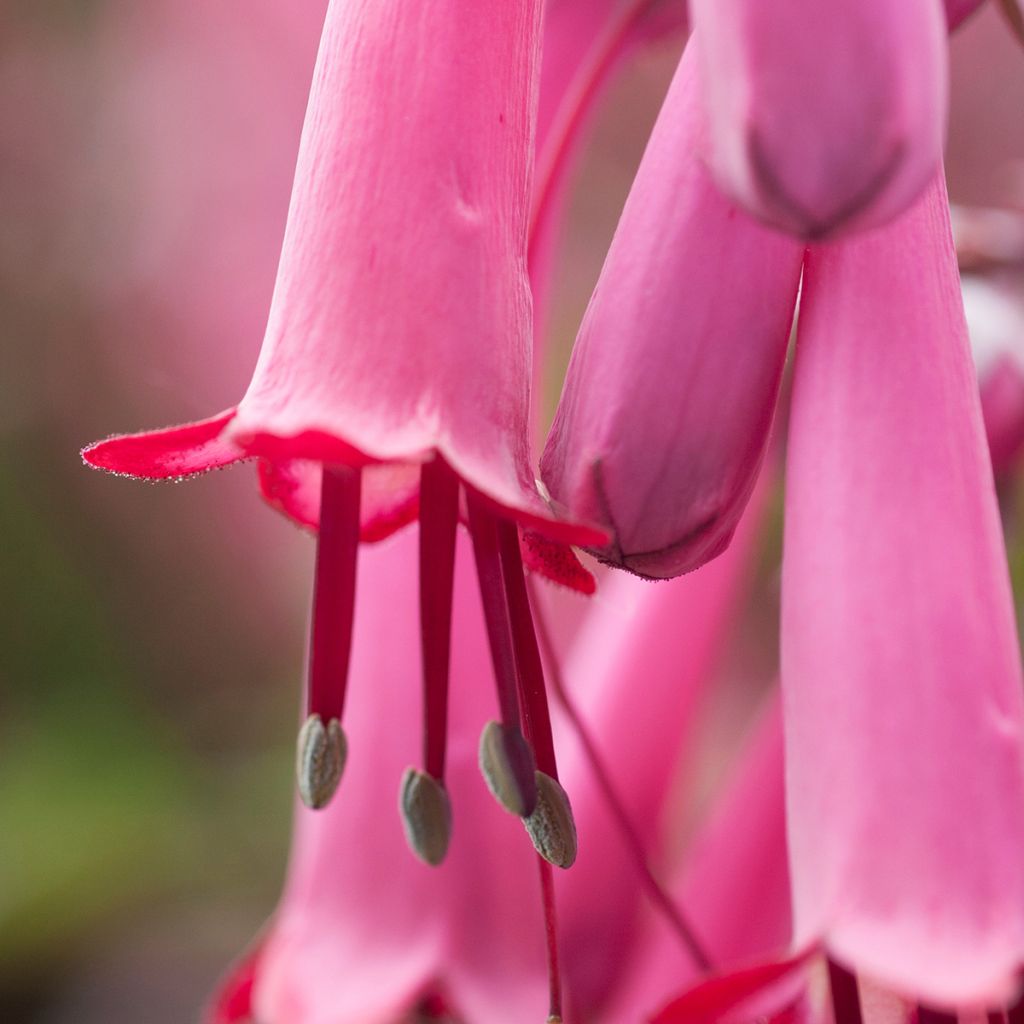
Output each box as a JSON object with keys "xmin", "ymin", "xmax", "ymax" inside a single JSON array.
[
  {"xmin": 689, "ymin": 0, "xmax": 948, "ymax": 238},
  {"xmin": 540, "ymin": 43, "xmax": 803, "ymax": 580},
  {"xmin": 84, "ymin": 0, "xmax": 603, "ymax": 867},
  {"xmin": 781, "ymin": 169, "xmax": 1024, "ymax": 1005}
]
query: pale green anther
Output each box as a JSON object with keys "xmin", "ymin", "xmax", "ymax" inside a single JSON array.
[
  {"xmin": 296, "ymin": 713, "xmax": 347, "ymax": 810},
  {"xmin": 399, "ymin": 768, "xmax": 453, "ymax": 866},
  {"xmin": 523, "ymin": 771, "xmax": 578, "ymax": 869},
  {"xmin": 478, "ymin": 720, "xmax": 538, "ymax": 817}
]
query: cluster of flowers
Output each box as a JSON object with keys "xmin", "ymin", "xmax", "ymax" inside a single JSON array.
[{"xmin": 83, "ymin": 0, "xmax": 1024, "ymax": 1021}]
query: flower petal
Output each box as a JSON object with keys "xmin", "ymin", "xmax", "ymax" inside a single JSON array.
[
  {"xmin": 540, "ymin": 42, "xmax": 802, "ymax": 579},
  {"xmin": 81, "ymin": 407, "xmax": 242, "ymax": 479},
  {"xmin": 553, "ymin": 479, "xmax": 769, "ymax": 1012},
  {"xmin": 690, "ymin": 0, "xmax": 947, "ymax": 238},
  {"xmin": 651, "ymin": 952, "xmax": 817, "ymax": 1024},
  {"xmin": 783, "ymin": 170, "xmax": 1024, "ymax": 1004}
]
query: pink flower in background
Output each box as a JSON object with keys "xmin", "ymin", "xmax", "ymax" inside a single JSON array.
[{"xmin": 206, "ymin": 510, "xmax": 789, "ymax": 1024}]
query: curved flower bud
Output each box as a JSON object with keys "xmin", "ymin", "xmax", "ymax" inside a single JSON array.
[
  {"xmin": 540, "ymin": 44, "xmax": 803, "ymax": 579},
  {"xmin": 783, "ymin": 172, "xmax": 1024, "ymax": 1005},
  {"xmin": 689, "ymin": 0, "xmax": 948, "ymax": 239}
]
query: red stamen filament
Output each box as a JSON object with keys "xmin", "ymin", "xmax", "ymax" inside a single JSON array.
[
  {"xmin": 539, "ymin": 857, "xmax": 564, "ymax": 1023},
  {"xmin": 529, "ymin": 576, "xmax": 712, "ymax": 971},
  {"xmin": 828, "ymin": 962, "xmax": 864, "ymax": 1024},
  {"xmin": 497, "ymin": 519, "xmax": 559, "ymax": 778},
  {"xmin": 419, "ymin": 459, "xmax": 460, "ymax": 781},
  {"xmin": 466, "ymin": 494, "xmax": 524, "ymax": 733},
  {"xmin": 307, "ymin": 466, "xmax": 362, "ymax": 721}
]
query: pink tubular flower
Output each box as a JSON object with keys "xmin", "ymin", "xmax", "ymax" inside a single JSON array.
[
  {"xmin": 651, "ymin": 171, "xmax": 1024, "ymax": 1024},
  {"xmin": 689, "ymin": 0, "xmax": 948, "ymax": 239},
  {"xmin": 782, "ymin": 170, "xmax": 1024, "ymax": 1007},
  {"xmin": 540, "ymin": 43, "xmax": 803, "ymax": 579},
  {"xmin": 83, "ymin": 0, "xmax": 605, "ymax": 867}
]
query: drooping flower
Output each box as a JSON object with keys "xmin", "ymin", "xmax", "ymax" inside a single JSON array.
[
  {"xmin": 540, "ymin": 42, "xmax": 803, "ymax": 578},
  {"xmin": 83, "ymin": 0, "xmax": 603, "ymax": 869},
  {"xmin": 688, "ymin": 0, "xmax": 948, "ymax": 238},
  {"xmin": 650, "ymin": 170, "xmax": 1024, "ymax": 1024}
]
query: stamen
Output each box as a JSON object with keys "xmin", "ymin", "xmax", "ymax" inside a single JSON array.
[
  {"xmin": 297, "ymin": 713, "xmax": 348, "ymax": 810},
  {"xmin": 399, "ymin": 767, "xmax": 453, "ymax": 866},
  {"xmin": 479, "ymin": 720, "xmax": 537, "ymax": 817},
  {"xmin": 538, "ymin": 857, "xmax": 564, "ymax": 1023},
  {"xmin": 467, "ymin": 492, "xmax": 537, "ymax": 815},
  {"xmin": 496, "ymin": 521, "xmax": 557, "ymax": 776},
  {"xmin": 419, "ymin": 458, "xmax": 459, "ymax": 781},
  {"xmin": 529, "ymin": 575, "xmax": 712, "ymax": 969},
  {"xmin": 828, "ymin": 961, "xmax": 864, "ymax": 1024},
  {"xmin": 523, "ymin": 771, "xmax": 578, "ymax": 869},
  {"xmin": 300, "ymin": 465, "xmax": 361, "ymax": 809}
]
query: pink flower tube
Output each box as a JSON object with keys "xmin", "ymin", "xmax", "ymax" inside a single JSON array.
[
  {"xmin": 782, "ymin": 171, "xmax": 1024, "ymax": 1006},
  {"xmin": 541, "ymin": 43, "xmax": 803, "ymax": 579},
  {"xmin": 689, "ymin": 0, "xmax": 948, "ymax": 239},
  {"xmin": 84, "ymin": 0, "xmax": 602, "ymax": 869}
]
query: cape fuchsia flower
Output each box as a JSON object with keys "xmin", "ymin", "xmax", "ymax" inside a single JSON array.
[
  {"xmin": 650, "ymin": 172, "xmax": 1024, "ymax": 1024},
  {"xmin": 689, "ymin": 0, "xmax": 948, "ymax": 239},
  {"xmin": 83, "ymin": 0, "xmax": 605, "ymax": 870},
  {"xmin": 540, "ymin": 43, "xmax": 803, "ymax": 579}
]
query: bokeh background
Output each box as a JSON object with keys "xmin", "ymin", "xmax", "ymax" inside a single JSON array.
[{"xmin": 2, "ymin": 2, "xmax": 1023, "ymax": 1021}]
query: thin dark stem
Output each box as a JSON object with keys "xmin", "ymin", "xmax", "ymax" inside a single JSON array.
[
  {"xmin": 528, "ymin": 576, "xmax": 712, "ymax": 972},
  {"xmin": 418, "ymin": 459, "xmax": 459, "ymax": 780}
]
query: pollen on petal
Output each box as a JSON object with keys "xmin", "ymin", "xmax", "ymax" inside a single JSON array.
[
  {"xmin": 82, "ymin": 408, "xmax": 243, "ymax": 480},
  {"xmin": 399, "ymin": 768, "xmax": 453, "ymax": 867},
  {"xmin": 296, "ymin": 714, "xmax": 347, "ymax": 810},
  {"xmin": 523, "ymin": 771, "xmax": 577, "ymax": 869},
  {"xmin": 478, "ymin": 720, "xmax": 537, "ymax": 817}
]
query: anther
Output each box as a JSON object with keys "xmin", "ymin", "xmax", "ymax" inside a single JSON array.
[
  {"xmin": 523, "ymin": 770, "xmax": 577, "ymax": 869},
  {"xmin": 297, "ymin": 713, "xmax": 347, "ymax": 809},
  {"xmin": 479, "ymin": 720, "xmax": 538, "ymax": 816},
  {"xmin": 400, "ymin": 767, "xmax": 453, "ymax": 866}
]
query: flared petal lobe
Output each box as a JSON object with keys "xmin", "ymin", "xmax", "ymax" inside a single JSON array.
[
  {"xmin": 690, "ymin": 0, "xmax": 947, "ymax": 238},
  {"xmin": 540, "ymin": 43, "xmax": 802, "ymax": 580},
  {"xmin": 227, "ymin": 0, "xmax": 551, "ymax": 527},
  {"xmin": 782, "ymin": 172, "xmax": 1024, "ymax": 1004}
]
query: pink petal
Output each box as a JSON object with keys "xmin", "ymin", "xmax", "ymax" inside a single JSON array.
[
  {"xmin": 690, "ymin": 0, "xmax": 947, "ymax": 238},
  {"xmin": 650, "ymin": 952, "xmax": 817, "ymax": 1024},
  {"xmin": 206, "ymin": 941, "xmax": 263, "ymax": 1024},
  {"xmin": 225, "ymin": 0, "xmax": 586, "ymax": 544},
  {"xmin": 783, "ymin": 171, "xmax": 1024, "ymax": 1004},
  {"xmin": 554, "ymin": 478, "xmax": 769, "ymax": 1012},
  {"xmin": 81, "ymin": 408, "xmax": 243, "ymax": 478},
  {"xmin": 602, "ymin": 695, "xmax": 793, "ymax": 1019},
  {"xmin": 540, "ymin": 42, "xmax": 802, "ymax": 579}
]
